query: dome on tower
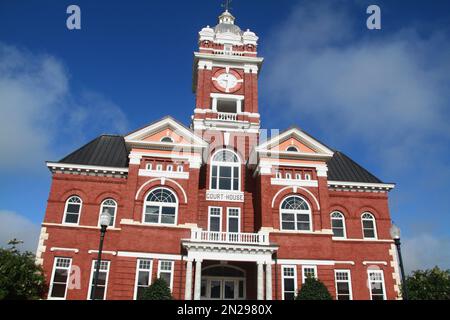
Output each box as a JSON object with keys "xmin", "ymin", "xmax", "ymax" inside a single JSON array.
[{"xmin": 214, "ymin": 10, "xmax": 242, "ymax": 36}]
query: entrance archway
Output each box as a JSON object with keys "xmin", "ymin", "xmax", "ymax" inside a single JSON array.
[{"xmin": 200, "ymin": 264, "xmax": 246, "ymax": 300}]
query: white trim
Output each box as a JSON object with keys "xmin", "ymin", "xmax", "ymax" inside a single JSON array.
[
  {"xmin": 46, "ymin": 162, "xmax": 128, "ymax": 175},
  {"xmin": 62, "ymin": 196, "xmax": 82, "ymax": 226},
  {"xmin": 301, "ymin": 265, "xmax": 318, "ymax": 283},
  {"xmin": 134, "ymin": 258, "xmax": 153, "ymax": 300},
  {"xmin": 281, "ymin": 265, "xmax": 297, "ymax": 300},
  {"xmin": 208, "ymin": 206, "xmax": 223, "ymax": 232},
  {"xmin": 226, "ymin": 207, "xmax": 241, "ymax": 233},
  {"xmin": 334, "ymin": 269, "xmax": 353, "ymax": 300},
  {"xmin": 142, "ymin": 187, "xmax": 179, "ymax": 226},
  {"xmin": 328, "ymin": 181, "xmax": 395, "ymax": 190},
  {"xmin": 48, "ymin": 257, "xmax": 72, "ymax": 300},
  {"xmin": 363, "ymin": 261, "xmax": 388, "ymax": 266},
  {"xmin": 271, "ymin": 186, "xmax": 320, "ymax": 210},
  {"xmin": 117, "ymin": 251, "xmax": 184, "ymax": 261},
  {"xmin": 361, "ymin": 212, "xmax": 378, "ymax": 240},
  {"xmin": 138, "ymin": 169, "xmax": 189, "ymax": 180},
  {"xmin": 332, "ymin": 237, "xmax": 393, "ymax": 243},
  {"xmin": 276, "ymin": 259, "xmax": 354, "ymax": 266},
  {"xmin": 87, "ymin": 250, "xmax": 117, "ymax": 256},
  {"xmin": 367, "ymin": 269, "xmax": 387, "ymax": 300},
  {"xmin": 271, "ymin": 178, "xmax": 318, "ymax": 188},
  {"xmin": 50, "ymin": 247, "xmax": 79, "ymax": 253},
  {"xmin": 157, "ymin": 260, "xmax": 175, "ymax": 292},
  {"xmin": 42, "ymin": 222, "xmax": 121, "ymax": 231},
  {"xmin": 135, "ymin": 177, "xmax": 188, "ymax": 203},
  {"xmin": 87, "ymin": 260, "xmax": 111, "ymax": 300}
]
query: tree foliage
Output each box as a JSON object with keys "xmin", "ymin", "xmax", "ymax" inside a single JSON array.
[
  {"xmin": 296, "ymin": 277, "xmax": 333, "ymax": 300},
  {"xmin": 404, "ymin": 267, "xmax": 450, "ymax": 300},
  {"xmin": 0, "ymin": 247, "xmax": 46, "ymax": 300},
  {"xmin": 138, "ymin": 278, "xmax": 173, "ymax": 300}
]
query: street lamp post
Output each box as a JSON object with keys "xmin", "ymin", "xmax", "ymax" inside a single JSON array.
[
  {"xmin": 92, "ymin": 211, "xmax": 112, "ymax": 300},
  {"xmin": 390, "ymin": 223, "xmax": 409, "ymax": 300}
]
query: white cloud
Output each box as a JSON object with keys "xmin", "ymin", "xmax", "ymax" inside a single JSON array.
[
  {"xmin": 402, "ymin": 234, "xmax": 450, "ymax": 273},
  {"xmin": 0, "ymin": 210, "xmax": 41, "ymax": 253},
  {"xmin": 0, "ymin": 43, "xmax": 128, "ymax": 172},
  {"xmin": 262, "ymin": 1, "xmax": 450, "ymax": 173}
]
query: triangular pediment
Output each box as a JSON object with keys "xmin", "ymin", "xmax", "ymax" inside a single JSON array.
[
  {"xmin": 256, "ymin": 128, "xmax": 334, "ymax": 158},
  {"xmin": 125, "ymin": 116, "xmax": 207, "ymax": 148}
]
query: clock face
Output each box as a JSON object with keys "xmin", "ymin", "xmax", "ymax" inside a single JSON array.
[{"xmin": 212, "ymin": 69, "xmax": 243, "ymax": 93}]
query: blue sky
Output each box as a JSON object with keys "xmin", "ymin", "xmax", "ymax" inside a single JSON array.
[{"xmin": 0, "ymin": 0, "xmax": 449, "ymax": 273}]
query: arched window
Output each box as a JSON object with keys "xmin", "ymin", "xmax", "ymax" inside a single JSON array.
[
  {"xmin": 286, "ymin": 146, "xmax": 298, "ymax": 152},
  {"xmin": 99, "ymin": 199, "xmax": 117, "ymax": 227},
  {"xmin": 361, "ymin": 212, "xmax": 377, "ymax": 239},
  {"xmin": 330, "ymin": 211, "xmax": 346, "ymax": 238},
  {"xmin": 210, "ymin": 149, "xmax": 240, "ymax": 191},
  {"xmin": 63, "ymin": 196, "xmax": 82, "ymax": 224},
  {"xmin": 160, "ymin": 136, "xmax": 173, "ymax": 143},
  {"xmin": 280, "ymin": 196, "xmax": 312, "ymax": 231},
  {"xmin": 143, "ymin": 188, "xmax": 178, "ymax": 225}
]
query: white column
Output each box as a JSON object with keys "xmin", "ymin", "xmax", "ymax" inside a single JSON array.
[
  {"xmin": 257, "ymin": 262, "xmax": 264, "ymax": 300},
  {"xmin": 193, "ymin": 259, "xmax": 202, "ymax": 300},
  {"xmin": 265, "ymin": 263, "xmax": 272, "ymax": 300},
  {"xmin": 184, "ymin": 259, "xmax": 193, "ymax": 300}
]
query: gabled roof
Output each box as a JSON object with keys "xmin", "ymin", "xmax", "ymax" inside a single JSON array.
[
  {"xmin": 256, "ymin": 127, "xmax": 334, "ymax": 158},
  {"xmin": 57, "ymin": 135, "xmax": 129, "ymax": 168},
  {"xmin": 125, "ymin": 116, "xmax": 207, "ymax": 147}
]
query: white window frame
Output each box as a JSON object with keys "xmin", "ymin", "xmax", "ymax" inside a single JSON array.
[
  {"xmin": 279, "ymin": 196, "xmax": 313, "ymax": 232},
  {"xmin": 275, "ymin": 171, "xmax": 282, "ymax": 179},
  {"xmin": 295, "ymin": 173, "xmax": 301, "ymax": 180},
  {"xmin": 226, "ymin": 207, "xmax": 241, "ymax": 233},
  {"xmin": 133, "ymin": 258, "xmax": 153, "ymax": 300},
  {"xmin": 167, "ymin": 165, "xmax": 173, "ymax": 172},
  {"xmin": 334, "ymin": 269, "xmax": 353, "ymax": 300},
  {"xmin": 156, "ymin": 164, "xmax": 163, "ymax": 171},
  {"xmin": 146, "ymin": 163, "xmax": 152, "ymax": 170},
  {"xmin": 361, "ymin": 212, "xmax": 378, "ymax": 239},
  {"xmin": 48, "ymin": 257, "xmax": 72, "ymax": 300},
  {"xmin": 177, "ymin": 165, "xmax": 184, "ymax": 172},
  {"xmin": 62, "ymin": 196, "xmax": 82, "ymax": 225},
  {"xmin": 302, "ymin": 265, "xmax": 317, "ymax": 283},
  {"xmin": 210, "ymin": 149, "xmax": 241, "ymax": 192},
  {"xmin": 367, "ymin": 269, "xmax": 386, "ymax": 300},
  {"xmin": 142, "ymin": 187, "xmax": 179, "ymax": 225},
  {"xmin": 87, "ymin": 260, "xmax": 110, "ymax": 300},
  {"xmin": 208, "ymin": 206, "xmax": 222, "ymax": 232},
  {"xmin": 305, "ymin": 173, "xmax": 311, "ymax": 180},
  {"xmin": 97, "ymin": 199, "xmax": 117, "ymax": 228},
  {"xmin": 285, "ymin": 173, "xmax": 292, "ymax": 179},
  {"xmin": 157, "ymin": 260, "xmax": 174, "ymax": 292},
  {"xmin": 330, "ymin": 211, "xmax": 347, "ymax": 239},
  {"xmin": 281, "ymin": 265, "xmax": 297, "ymax": 300}
]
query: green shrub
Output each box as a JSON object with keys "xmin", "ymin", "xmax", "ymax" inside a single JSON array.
[
  {"xmin": 295, "ymin": 277, "xmax": 333, "ymax": 300},
  {"xmin": 138, "ymin": 278, "xmax": 173, "ymax": 300}
]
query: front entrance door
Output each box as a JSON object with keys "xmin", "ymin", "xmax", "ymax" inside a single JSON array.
[{"xmin": 201, "ymin": 277, "xmax": 245, "ymax": 300}]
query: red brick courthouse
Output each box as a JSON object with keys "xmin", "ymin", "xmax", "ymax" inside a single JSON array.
[{"xmin": 37, "ymin": 9, "xmax": 401, "ymax": 300}]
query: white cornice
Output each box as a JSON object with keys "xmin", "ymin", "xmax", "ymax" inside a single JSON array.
[
  {"xmin": 46, "ymin": 162, "xmax": 128, "ymax": 176},
  {"xmin": 328, "ymin": 180, "xmax": 395, "ymax": 191},
  {"xmin": 194, "ymin": 52, "xmax": 263, "ymax": 66}
]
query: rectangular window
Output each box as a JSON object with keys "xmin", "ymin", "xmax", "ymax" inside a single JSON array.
[
  {"xmin": 208, "ymin": 207, "xmax": 222, "ymax": 232},
  {"xmin": 134, "ymin": 259, "xmax": 153, "ymax": 300},
  {"xmin": 158, "ymin": 260, "xmax": 174, "ymax": 292},
  {"xmin": 88, "ymin": 260, "xmax": 110, "ymax": 300},
  {"xmin": 282, "ymin": 265, "xmax": 297, "ymax": 300},
  {"xmin": 335, "ymin": 270, "xmax": 353, "ymax": 300},
  {"xmin": 167, "ymin": 165, "xmax": 173, "ymax": 172},
  {"xmin": 227, "ymin": 208, "xmax": 240, "ymax": 233},
  {"xmin": 302, "ymin": 265, "xmax": 317, "ymax": 283},
  {"xmin": 49, "ymin": 257, "xmax": 72, "ymax": 299},
  {"xmin": 368, "ymin": 270, "xmax": 386, "ymax": 300}
]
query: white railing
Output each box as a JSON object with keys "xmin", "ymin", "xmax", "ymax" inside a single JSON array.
[
  {"xmin": 217, "ymin": 112, "xmax": 238, "ymax": 121},
  {"xmin": 190, "ymin": 229, "xmax": 269, "ymax": 245}
]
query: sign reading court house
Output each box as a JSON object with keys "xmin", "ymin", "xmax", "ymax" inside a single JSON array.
[{"xmin": 206, "ymin": 190, "xmax": 244, "ymax": 202}]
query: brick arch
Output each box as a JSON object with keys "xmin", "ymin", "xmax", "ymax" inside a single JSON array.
[
  {"xmin": 271, "ymin": 186, "xmax": 320, "ymax": 211},
  {"xmin": 94, "ymin": 191, "xmax": 122, "ymax": 204},
  {"xmin": 135, "ymin": 178, "xmax": 187, "ymax": 203},
  {"xmin": 329, "ymin": 204, "xmax": 351, "ymax": 218},
  {"xmin": 357, "ymin": 206, "xmax": 381, "ymax": 219},
  {"xmin": 209, "ymin": 146, "xmax": 244, "ymax": 163},
  {"xmin": 58, "ymin": 189, "xmax": 89, "ymax": 203}
]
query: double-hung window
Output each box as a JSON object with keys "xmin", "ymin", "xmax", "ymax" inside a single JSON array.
[
  {"xmin": 362, "ymin": 213, "xmax": 377, "ymax": 239},
  {"xmin": 99, "ymin": 199, "xmax": 117, "ymax": 227},
  {"xmin": 158, "ymin": 260, "xmax": 174, "ymax": 292},
  {"xmin": 368, "ymin": 270, "xmax": 386, "ymax": 300},
  {"xmin": 134, "ymin": 259, "xmax": 153, "ymax": 300},
  {"xmin": 335, "ymin": 270, "xmax": 353, "ymax": 300},
  {"xmin": 208, "ymin": 207, "xmax": 222, "ymax": 232},
  {"xmin": 282, "ymin": 266, "xmax": 297, "ymax": 300},
  {"xmin": 227, "ymin": 208, "xmax": 240, "ymax": 233},
  {"xmin": 331, "ymin": 211, "xmax": 346, "ymax": 238},
  {"xmin": 49, "ymin": 257, "xmax": 72, "ymax": 299},
  {"xmin": 63, "ymin": 196, "xmax": 82, "ymax": 224},
  {"xmin": 302, "ymin": 265, "xmax": 317, "ymax": 283},
  {"xmin": 88, "ymin": 260, "xmax": 110, "ymax": 300},
  {"xmin": 210, "ymin": 150, "xmax": 240, "ymax": 191}
]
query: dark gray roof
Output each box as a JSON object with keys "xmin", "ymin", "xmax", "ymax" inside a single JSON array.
[
  {"xmin": 326, "ymin": 151, "xmax": 382, "ymax": 183},
  {"xmin": 55, "ymin": 135, "xmax": 385, "ymax": 183},
  {"xmin": 58, "ymin": 135, "xmax": 129, "ymax": 168}
]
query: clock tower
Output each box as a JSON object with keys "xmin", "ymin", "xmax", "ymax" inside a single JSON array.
[{"xmin": 191, "ymin": 9, "xmax": 263, "ymax": 141}]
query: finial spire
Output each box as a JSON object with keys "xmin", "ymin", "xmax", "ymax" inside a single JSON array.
[{"xmin": 221, "ymin": 0, "xmax": 232, "ymax": 12}]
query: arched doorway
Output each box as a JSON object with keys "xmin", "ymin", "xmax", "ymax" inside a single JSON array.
[{"xmin": 201, "ymin": 265, "xmax": 246, "ymax": 300}]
